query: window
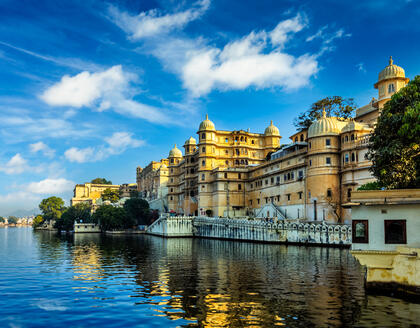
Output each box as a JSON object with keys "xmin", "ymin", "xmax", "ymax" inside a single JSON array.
[
  {"xmin": 202, "ymin": 133, "xmax": 206, "ymax": 140},
  {"xmin": 252, "ymin": 140, "xmax": 255, "ymax": 144},
  {"xmin": 298, "ymin": 192, "xmax": 303, "ymax": 199},
  {"xmin": 250, "ymin": 200, "xmax": 253, "ymax": 206},
  {"xmin": 238, "ymin": 184, "xmax": 242, "ymax": 190},
  {"xmin": 309, "ymin": 160, "xmax": 312, "ymax": 166},
  {"xmin": 326, "ymin": 139, "xmax": 331, "ymax": 146},
  {"xmin": 298, "ymin": 170, "xmax": 303, "ymax": 178},
  {"xmin": 388, "ymin": 83, "xmax": 395, "ymax": 94},
  {"xmin": 309, "ymin": 142, "xmax": 312, "ymax": 149},
  {"xmin": 201, "ymin": 174, "xmax": 205, "ymax": 181},
  {"xmin": 271, "ymin": 177, "xmax": 274, "ymax": 184},
  {"xmin": 170, "ymin": 188, "xmax": 174, "ymax": 192},
  {"xmin": 170, "ymin": 168, "xmax": 173, "ymax": 173},
  {"xmin": 385, "ymin": 220, "xmax": 406, "ymax": 244},
  {"xmin": 225, "ymin": 150, "xmax": 228, "ymax": 155},
  {"xmin": 265, "ymin": 179, "xmax": 268, "ymax": 185},
  {"xmin": 225, "ymin": 160, "xmax": 228, "ymax": 165},
  {"xmin": 327, "ymin": 189, "xmax": 332, "ymax": 198},
  {"xmin": 308, "ymin": 191, "xmax": 311, "ymax": 198},
  {"xmin": 225, "ymin": 138, "xmax": 228, "ymax": 143},
  {"xmin": 265, "ymin": 197, "xmax": 268, "ymax": 204},
  {"xmin": 326, "ymin": 157, "xmax": 331, "ymax": 165},
  {"xmin": 238, "ymin": 173, "xmax": 241, "ymax": 179},
  {"xmin": 170, "ymin": 196, "xmax": 173, "ymax": 201},
  {"xmin": 291, "ymin": 172, "xmax": 294, "ymax": 180},
  {"xmin": 351, "ymin": 153, "xmax": 355, "ymax": 162},
  {"xmin": 224, "ymin": 173, "xmax": 227, "ymax": 179},
  {"xmin": 347, "ymin": 188, "xmax": 352, "ymax": 199},
  {"xmin": 284, "ymin": 174, "xmax": 287, "ymax": 181},
  {"xmin": 345, "ymin": 135, "xmax": 349, "ymax": 142},
  {"xmin": 276, "ymin": 176, "xmax": 280, "ymax": 183},
  {"xmin": 250, "ymin": 183, "xmax": 253, "ymax": 189},
  {"xmin": 236, "ymin": 149, "xmax": 240, "ymax": 156},
  {"xmin": 202, "ymin": 160, "xmax": 205, "ymax": 167},
  {"xmin": 257, "ymin": 198, "xmax": 260, "ymax": 204},
  {"xmin": 170, "ymin": 158, "xmax": 174, "ymax": 164},
  {"xmin": 352, "ymin": 220, "xmax": 369, "ymax": 243},
  {"xmin": 295, "ymin": 137, "xmax": 298, "ymax": 142},
  {"xmin": 351, "ymin": 134, "xmax": 355, "ymax": 141},
  {"xmin": 287, "ymin": 194, "xmax": 291, "ymax": 201},
  {"xmin": 170, "ymin": 178, "xmax": 174, "ymax": 183},
  {"xmin": 345, "ymin": 154, "xmax": 349, "ymax": 163},
  {"xmin": 202, "ymin": 147, "xmax": 206, "ymax": 153}
]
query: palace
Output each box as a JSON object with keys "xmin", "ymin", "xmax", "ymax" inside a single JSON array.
[{"xmin": 136, "ymin": 57, "xmax": 410, "ymax": 223}]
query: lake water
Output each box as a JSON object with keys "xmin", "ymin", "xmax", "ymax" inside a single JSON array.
[{"xmin": 1, "ymin": 227, "xmax": 419, "ymax": 327}]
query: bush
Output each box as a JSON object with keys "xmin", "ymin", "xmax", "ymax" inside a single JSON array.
[{"xmin": 357, "ymin": 181, "xmax": 382, "ymax": 191}]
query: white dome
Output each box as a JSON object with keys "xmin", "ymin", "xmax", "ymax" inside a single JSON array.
[
  {"xmin": 198, "ymin": 114, "xmax": 215, "ymax": 131},
  {"xmin": 264, "ymin": 120, "xmax": 280, "ymax": 136},
  {"xmin": 308, "ymin": 111, "xmax": 341, "ymax": 138},
  {"xmin": 168, "ymin": 144, "xmax": 182, "ymax": 158}
]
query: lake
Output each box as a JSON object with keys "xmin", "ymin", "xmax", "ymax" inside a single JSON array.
[{"xmin": 1, "ymin": 227, "xmax": 419, "ymax": 327}]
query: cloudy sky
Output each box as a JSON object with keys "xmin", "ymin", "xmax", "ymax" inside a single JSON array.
[{"xmin": 0, "ymin": 0, "xmax": 419, "ymax": 216}]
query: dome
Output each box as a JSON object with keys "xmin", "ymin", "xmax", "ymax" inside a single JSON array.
[
  {"xmin": 168, "ymin": 144, "xmax": 182, "ymax": 158},
  {"xmin": 377, "ymin": 56, "xmax": 406, "ymax": 83},
  {"xmin": 308, "ymin": 110, "xmax": 341, "ymax": 138},
  {"xmin": 264, "ymin": 120, "xmax": 280, "ymax": 136},
  {"xmin": 341, "ymin": 120, "xmax": 372, "ymax": 133},
  {"xmin": 198, "ymin": 114, "xmax": 215, "ymax": 131},
  {"xmin": 184, "ymin": 136, "xmax": 196, "ymax": 145}
]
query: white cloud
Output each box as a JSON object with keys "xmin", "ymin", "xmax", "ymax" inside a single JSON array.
[
  {"xmin": 26, "ymin": 178, "xmax": 74, "ymax": 194},
  {"xmin": 64, "ymin": 132, "xmax": 144, "ymax": 163},
  {"xmin": 40, "ymin": 65, "xmax": 169, "ymax": 123},
  {"xmin": 108, "ymin": 0, "xmax": 210, "ymax": 39},
  {"xmin": 64, "ymin": 147, "xmax": 94, "ymax": 163},
  {"xmin": 40, "ymin": 65, "xmax": 130, "ymax": 108},
  {"xmin": 30, "ymin": 141, "xmax": 55, "ymax": 158},
  {"xmin": 270, "ymin": 13, "xmax": 307, "ymax": 48},
  {"xmin": 181, "ymin": 14, "xmax": 318, "ymax": 96},
  {"xmin": 357, "ymin": 62, "xmax": 367, "ymax": 73},
  {"xmin": 0, "ymin": 154, "xmax": 28, "ymax": 174}
]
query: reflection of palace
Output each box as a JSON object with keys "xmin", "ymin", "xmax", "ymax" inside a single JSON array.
[{"xmin": 137, "ymin": 58, "xmax": 410, "ymax": 222}]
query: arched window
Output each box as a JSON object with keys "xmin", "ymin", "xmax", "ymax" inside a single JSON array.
[
  {"xmin": 351, "ymin": 153, "xmax": 355, "ymax": 162},
  {"xmin": 345, "ymin": 135, "xmax": 349, "ymax": 142},
  {"xmin": 326, "ymin": 189, "xmax": 332, "ymax": 198},
  {"xmin": 388, "ymin": 83, "xmax": 395, "ymax": 94},
  {"xmin": 240, "ymin": 136, "xmax": 244, "ymax": 141},
  {"xmin": 202, "ymin": 147, "xmax": 206, "ymax": 153},
  {"xmin": 202, "ymin": 133, "xmax": 206, "ymax": 140},
  {"xmin": 235, "ymin": 160, "xmax": 239, "ymax": 165},
  {"xmin": 202, "ymin": 160, "xmax": 205, "ymax": 167}
]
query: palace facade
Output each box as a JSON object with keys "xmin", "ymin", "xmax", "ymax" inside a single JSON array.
[{"xmin": 136, "ymin": 57, "xmax": 410, "ymax": 223}]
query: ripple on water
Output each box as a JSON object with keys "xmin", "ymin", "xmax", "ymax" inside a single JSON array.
[{"xmin": 1, "ymin": 228, "xmax": 420, "ymax": 327}]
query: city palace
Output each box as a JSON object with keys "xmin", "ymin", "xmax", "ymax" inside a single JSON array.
[{"xmin": 136, "ymin": 57, "xmax": 410, "ymax": 223}]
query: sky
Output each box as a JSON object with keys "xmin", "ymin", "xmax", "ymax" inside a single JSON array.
[{"xmin": 0, "ymin": 0, "xmax": 419, "ymax": 216}]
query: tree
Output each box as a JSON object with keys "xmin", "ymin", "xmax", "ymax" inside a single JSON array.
[
  {"xmin": 8, "ymin": 216, "xmax": 18, "ymax": 225},
  {"xmin": 294, "ymin": 96, "xmax": 357, "ymax": 130},
  {"xmin": 357, "ymin": 181, "xmax": 382, "ymax": 191},
  {"xmin": 130, "ymin": 190, "xmax": 139, "ymax": 198},
  {"xmin": 0, "ymin": 217, "xmax": 4, "ymax": 223},
  {"xmin": 93, "ymin": 205, "xmax": 132, "ymax": 231},
  {"xmin": 367, "ymin": 76, "xmax": 420, "ymax": 189},
  {"xmin": 39, "ymin": 197, "xmax": 65, "ymax": 221},
  {"xmin": 91, "ymin": 178, "xmax": 112, "ymax": 185},
  {"xmin": 124, "ymin": 198, "xmax": 151, "ymax": 226},
  {"xmin": 32, "ymin": 215, "xmax": 44, "ymax": 228},
  {"xmin": 55, "ymin": 203, "xmax": 92, "ymax": 232},
  {"xmin": 102, "ymin": 188, "xmax": 120, "ymax": 203}
]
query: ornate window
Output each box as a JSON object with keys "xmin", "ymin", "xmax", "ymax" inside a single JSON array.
[
  {"xmin": 388, "ymin": 83, "xmax": 395, "ymax": 94},
  {"xmin": 352, "ymin": 220, "xmax": 369, "ymax": 243}
]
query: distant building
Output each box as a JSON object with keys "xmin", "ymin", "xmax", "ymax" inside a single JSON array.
[
  {"xmin": 71, "ymin": 183, "xmax": 120, "ymax": 210},
  {"xmin": 119, "ymin": 183, "xmax": 138, "ymax": 198},
  {"xmin": 137, "ymin": 57, "xmax": 410, "ymax": 222}
]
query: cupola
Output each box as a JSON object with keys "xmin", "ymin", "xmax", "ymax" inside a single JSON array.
[
  {"xmin": 264, "ymin": 120, "xmax": 280, "ymax": 136},
  {"xmin": 308, "ymin": 109, "xmax": 341, "ymax": 138},
  {"xmin": 374, "ymin": 56, "xmax": 409, "ymax": 88},
  {"xmin": 184, "ymin": 136, "xmax": 197, "ymax": 145},
  {"xmin": 168, "ymin": 144, "xmax": 183, "ymax": 158},
  {"xmin": 198, "ymin": 114, "xmax": 215, "ymax": 131}
]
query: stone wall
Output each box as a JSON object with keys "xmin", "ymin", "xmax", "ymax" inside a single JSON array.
[{"xmin": 147, "ymin": 216, "xmax": 351, "ymax": 246}]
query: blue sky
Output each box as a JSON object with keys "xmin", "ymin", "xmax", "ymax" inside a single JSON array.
[{"xmin": 0, "ymin": 0, "xmax": 419, "ymax": 216}]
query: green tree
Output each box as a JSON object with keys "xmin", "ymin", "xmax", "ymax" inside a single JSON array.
[
  {"xmin": 357, "ymin": 181, "xmax": 382, "ymax": 191},
  {"xmin": 8, "ymin": 216, "xmax": 18, "ymax": 225},
  {"xmin": 32, "ymin": 215, "xmax": 44, "ymax": 228},
  {"xmin": 294, "ymin": 96, "xmax": 357, "ymax": 130},
  {"xmin": 102, "ymin": 188, "xmax": 120, "ymax": 203},
  {"xmin": 367, "ymin": 76, "xmax": 420, "ymax": 189},
  {"xmin": 93, "ymin": 205, "xmax": 132, "ymax": 231},
  {"xmin": 123, "ymin": 198, "xmax": 151, "ymax": 225},
  {"xmin": 0, "ymin": 217, "xmax": 4, "ymax": 223},
  {"xmin": 55, "ymin": 203, "xmax": 92, "ymax": 232},
  {"xmin": 39, "ymin": 197, "xmax": 65, "ymax": 221},
  {"xmin": 129, "ymin": 190, "xmax": 139, "ymax": 198},
  {"xmin": 91, "ymin": 178, "xmax": 112, "ymax": 185}
]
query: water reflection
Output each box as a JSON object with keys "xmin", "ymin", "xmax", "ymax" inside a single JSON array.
[{"xmin": 2, "ymin": 228, "xmax": 419, "ymax": 327}]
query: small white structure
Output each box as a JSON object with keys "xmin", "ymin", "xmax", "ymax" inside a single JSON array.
[
  {"xmin": 349, "ymin": 189, "xmax": 420, "ymax": 297},
  {"xmin": 74, "ymin": 222, "xmax": 101, "ymax": 233}
]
